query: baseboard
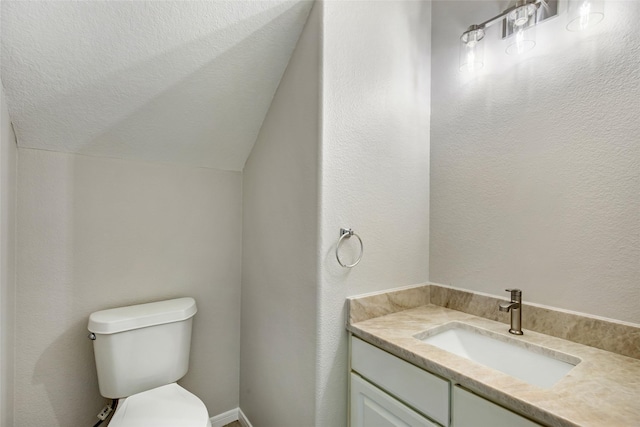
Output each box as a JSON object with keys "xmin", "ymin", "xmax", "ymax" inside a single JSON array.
[
  {"xmin": 209, "ymin": 407, "xmax": 253, "ymax": 427},
  {"xmin": 238, "ymin": 408, "xmax": 253, "ymax": 427},
  {"xmin": 210, "ymin": 408, "xmax": 239, "ymax": 427}
]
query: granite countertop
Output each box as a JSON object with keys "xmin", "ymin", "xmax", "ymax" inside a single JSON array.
[{"xmin": 348, "ymin": 304, "xmax": 640, "ymax": 427}]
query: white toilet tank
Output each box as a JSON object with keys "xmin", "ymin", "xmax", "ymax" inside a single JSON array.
[{"xmin": 88, "ymin": 297, "xmax": 197, "ymax": 399}]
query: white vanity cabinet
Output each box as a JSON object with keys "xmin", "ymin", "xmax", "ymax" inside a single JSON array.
[{"xmin": 350, "ymin": 336, "xmax": 544, "ymax": 427}]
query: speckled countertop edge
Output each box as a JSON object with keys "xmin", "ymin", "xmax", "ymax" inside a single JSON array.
[{"xmin": 348, "ymin": 304, "xmax": 640, "ymax": 427}]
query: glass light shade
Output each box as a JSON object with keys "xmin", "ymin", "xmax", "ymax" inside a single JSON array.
[
  {"xmin": 566, "ymin": 0, "xmax": 605, "ymax": 31},
  {"xmin": 459, "ymin": 29, "xmax": 485, "ymax": 73},
  {"xmin": 506, "ymin": 6, "xmax": 536, "ymax": 55}
]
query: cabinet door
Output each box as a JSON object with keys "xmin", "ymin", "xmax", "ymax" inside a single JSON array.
[
  {"xmin": 452, "ymin": 386, "xmax": 542, "ymax": 427},
  {"xmin": 351, "ymin": 337, "xmax": 450, "ymax": 425},
  {"xmin": 351, "ymin": 374, "xmax": 439, "ymax": 427}
]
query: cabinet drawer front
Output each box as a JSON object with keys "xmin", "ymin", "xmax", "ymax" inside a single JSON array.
[
  {"xmin": 351, "ymin": 373, "xmax": 439, "ymax": 427},
  {"xmin": 452, "ymin": 386, "xmax": 542, "ymax": 427},
  {"xmin": 351, "ymin": 337, "xmax": 450, "ymax": 426}
]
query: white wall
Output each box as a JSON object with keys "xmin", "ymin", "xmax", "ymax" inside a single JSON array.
[
  {"xmin": 1, "ymin": 84, "xmax": 17, "ymax": 427},
  {"xmin": 318, "ymin": 1, "xmax": 432, "ymax": 425},
  {"xmin": 240, "ymin": 3, "xmax": 319, "ymax": 425},
  {"xmin": 430, "ymin": 1, "xmax": 640, "ymax": 323},
  {"xmin": 15, "ymin": 149, "xmax": 242, "ymax": 426}
]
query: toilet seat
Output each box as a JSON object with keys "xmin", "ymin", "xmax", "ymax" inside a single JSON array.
[{"xmin": 108, "ymin": 383, "xmax": 211, "ymax": 427}]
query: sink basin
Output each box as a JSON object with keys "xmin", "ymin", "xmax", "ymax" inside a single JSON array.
[{"xmin": 415, "ymin": 322, "xmax": 580, "ymax": 389}]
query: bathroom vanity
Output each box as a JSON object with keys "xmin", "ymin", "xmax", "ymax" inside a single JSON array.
[
  {"xmin": 351, "ymin": 336, "xmax": 540, "ymax": 427},
  {"xmin": 346, "ymin": 285, "xmax": 640, "ymax": 427}
]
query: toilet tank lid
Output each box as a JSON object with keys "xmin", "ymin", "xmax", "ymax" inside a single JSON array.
[{"xmin": 88, "ymin": 297, "xmax": 197, "ymax": 335}]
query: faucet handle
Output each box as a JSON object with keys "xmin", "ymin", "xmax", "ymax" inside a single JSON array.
[{"xmin": 505, "ymin": 289, "xmax": 522, "ymax": 298}]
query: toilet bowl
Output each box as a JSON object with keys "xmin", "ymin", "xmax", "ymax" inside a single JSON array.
[{"xmin": 108, "ymin": 383, "xmax": 211, "ymax": 427}]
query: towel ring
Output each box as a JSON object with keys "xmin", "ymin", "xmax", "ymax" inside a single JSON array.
[{"xmin": 336, "ymin": 228, "xmax": 363, "ymax": 268}]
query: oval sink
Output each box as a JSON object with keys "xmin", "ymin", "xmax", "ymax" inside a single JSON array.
[{"xmin": 415, "ymin": 322, "xmax": 580, "ymax": 389}]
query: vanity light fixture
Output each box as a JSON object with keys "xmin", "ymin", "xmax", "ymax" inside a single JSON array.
[{"xmin": 459, "ymin": 0, "xmax": 604, "ymax": 72}]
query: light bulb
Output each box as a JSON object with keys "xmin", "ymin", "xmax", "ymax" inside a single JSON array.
[
  {"xmin": 579, "ymin": 2, "xmax": 592, "ymax": 29},
  {"xmin": 515, "ymin": 28, "xmax": 526, "ymax": 54},
  {"xmin": 466, "ymin": 48, "xmax": 476, "ymax": 72}
]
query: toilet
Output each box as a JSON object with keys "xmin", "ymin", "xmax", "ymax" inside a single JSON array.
[{"xmin": 88, "ymin": 297, "xmax": 211, "ymax": 427}]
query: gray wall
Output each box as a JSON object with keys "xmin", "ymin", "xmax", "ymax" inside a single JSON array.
[
  {"xmin": 240, "ymin": 3, "xmax": 319, "ymax": 426},
  {"xmin": 15, "ymin": 149, "xmax": 242, "ymax": 426},
  {"xmin": 430, "ymin": 1, "xmax": 640, "ymax": 323},
  {"xmin": 1, "ymin": 83, "xmax": 17, "ymax": 427}
]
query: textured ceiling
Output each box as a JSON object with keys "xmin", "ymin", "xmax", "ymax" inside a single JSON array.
[{"xmin": 1, "ymin": 0, "xmax": 313, "ymax": 171}]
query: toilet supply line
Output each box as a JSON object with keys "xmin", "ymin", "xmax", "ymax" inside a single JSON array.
[{"xmin": 92, "ymin": 399, "xmax": 118, "ymax": 427}]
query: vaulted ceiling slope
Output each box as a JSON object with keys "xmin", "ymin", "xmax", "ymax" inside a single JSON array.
[{"xmin": 1, "ymin": 0, "xmax": 313, "ymax": 171}]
